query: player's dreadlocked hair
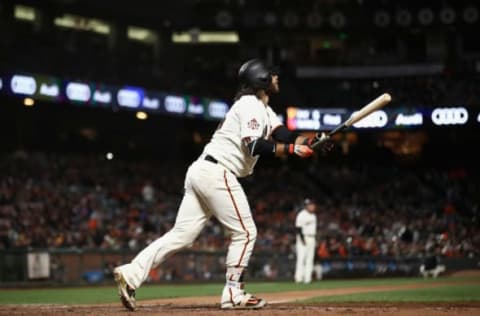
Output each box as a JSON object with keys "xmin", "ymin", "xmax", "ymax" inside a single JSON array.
[{"xmin": 233, "ymin": 86, "xmax": 262, "ymax": 102}]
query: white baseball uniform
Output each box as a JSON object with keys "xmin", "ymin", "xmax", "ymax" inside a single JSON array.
[
  {"xmin": 115, "ymin": 95, "xmax": 282, "ymax": 297},
  {"xmin": 294, "ymin": 208, "xmax": 317, "ymax": 283}
]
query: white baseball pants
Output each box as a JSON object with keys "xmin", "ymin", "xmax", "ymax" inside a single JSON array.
[
  {"xmin": 117, "ymin": 159, "xmax": 257, "ymax": 289},
  {"xmin": 294, "ymin": 236, "xmax": 316, "ymax": 283}
]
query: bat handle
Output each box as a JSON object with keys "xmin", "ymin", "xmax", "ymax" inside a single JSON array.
[
  {"xmin": 310, "ymin": 123, "xmax": 346, "ymax": 149},
  {"xmin": 327, "ymin": 123, "xmax": 347, "ymax": 137}
]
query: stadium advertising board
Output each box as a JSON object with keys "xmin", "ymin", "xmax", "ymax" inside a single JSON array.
[
  {"xmin": 286, "ymin": 107, "xmax": 348, "ymax": 131},
  {"xmin": 65, "ymin": 81, "xmax": 92, "ymax": 103},
  {"xmin": 91, "ymin": 84, "xmax": 116, "ymax": 107},
  {"xmin": 2, "ymin": 71, "xmax": 477, "ymax": 128},
  {"xmin": 430, "ymin": 107, "xmax": 469, "ymax": 126},
  {"xmin": 35, "ymin": 75, "xmax": 61, "ymax": 101},
  {"xmin": 9, "ymin": 73, "xmax": 62, "ymax": 101},
  {"xmin": 164, "ymin": 94, "xmax": 187, "ymax": 115},
  {"xmin": 287, "ymin": 106, "xmax": 473, "ymax": 131},
  {"xmin": 185, "ymin": 96, "xmax": 205, "ymax": 118},
  {"xmin": 142, "ymin": 90, "xmax": 163, "ymax": 112},
  {"xmin": 116, "ymin": 86, "xmax": 144, "ymax": 109},
  {"xmin": 206, "ymin": 100, "xmax": 229, "ymax": 120},
  {"xmin": 10, "ymin": 74, "xmax": 37, "ymax": 96}
]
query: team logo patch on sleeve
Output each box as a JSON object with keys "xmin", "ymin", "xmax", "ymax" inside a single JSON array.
[{"xmin": 247, "ymin": 118, "xmax": 260, "ymax": 130}]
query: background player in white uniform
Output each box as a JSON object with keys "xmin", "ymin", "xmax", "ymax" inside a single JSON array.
[
  {"xmin": 294, "ymin": 198, "xmax": 317, "ymax": 284},
  {"xmin": 113, "ymin": 59, "xmax": 333, "ymax": 311}
]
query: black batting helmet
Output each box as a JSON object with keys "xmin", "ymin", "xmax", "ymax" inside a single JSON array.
[
  {"xmin": 303, "ymin": 198, "xmax": 315, "ymax": 206},
  {"xmin": 238, "ymin": 59, "xmax": 272, "ymax": 90}
]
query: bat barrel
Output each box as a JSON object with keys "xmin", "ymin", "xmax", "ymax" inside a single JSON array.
[{"xmin": 310, "ymin": 93, "xmax": 392, "ymax": 150}]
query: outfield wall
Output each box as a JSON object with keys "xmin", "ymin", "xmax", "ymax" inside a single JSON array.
[{"xmin": 0, "ymin": 249, "xmax": 477, "ymax": 286}]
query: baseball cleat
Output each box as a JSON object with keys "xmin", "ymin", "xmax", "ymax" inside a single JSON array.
[
  {"xmin": 221, "ymin": 292, "xmax": 267, "ymax": 309},
  {"xmin": 114, "ymin": 268, "xmax": 136, "ymax": 311}
]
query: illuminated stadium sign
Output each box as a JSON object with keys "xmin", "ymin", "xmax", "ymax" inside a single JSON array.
[
  {"xmin": 208, "ymin": 101, "xmax": 228, "ymax": 119},
  {"xmin": 352, "ymin": 110, "xmax": 388, "ymax": 128},
  {"xmin": 394, "ymin": 112, "xmax": 423, "ymax": 126},
  {"xmin": 431, "ymin": 107, "xmax": 469, "ymax": 125},
  {"xmin": 186, "ymin": 96, "xmax": 204, "ymax": 116},
  {"xmin": 93, "ymin": 90, "xmax": 112, "ymax": 104},
  {"xmin": 35, "ymin": 75, "xmax": 61, "ymax": 101},
  {"xmin": 2, "ymin": 70, "xmax": 477, "ymax": 129},
  {"xmin": 188, "ymin": 102, "xmax": 204, "ymax": 115},
  {"xmin": 322, "ymin": 113, "xmax": 342, "ymax": 126},
  {"xmin": 143, "ymin": 96, "xmax": 160, "ymax": 110},
  {"xmin": 11, "ymin": 75, "xmax": 37, "ymax": 95},
  {"xmin": 286, "ymin": 107, "xmax": 348, "ymax": 130},
  {"xmin": 117, "ymin": 87, "xmax": 144, "ymax": 108},
  {"xmin": 66, "ymin": 82, "xmax": 91, "ymax": 102},
  {"xmin": 164, "ymin": 95, "xmax": 186, "ymax": 114},
  {"xmin": 39, "ymin": 83, "xmax": 59, "ymax": 97}
]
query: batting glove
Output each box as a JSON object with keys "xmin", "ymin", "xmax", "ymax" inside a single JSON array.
[{"xmin": 288, "ymin": 144, "xmax": 313, "ymax": 158}]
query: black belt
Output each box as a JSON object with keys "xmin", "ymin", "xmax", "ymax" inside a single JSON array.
[
  {"xmin": 204, "ymin": 155, "xmax": 236, "ymax": 176},
  {"xmin": 205, "ymin": 154, "xmax": 218, "ymax": 164}
]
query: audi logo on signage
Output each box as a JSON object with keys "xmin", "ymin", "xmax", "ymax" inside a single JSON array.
[
  {"xmin": 431, "ymin": 107, "xmax": 469, "ymax": 126},
  {"xmin": 353, "ymin": 110, "xmax": 388, "ymax": 128}
]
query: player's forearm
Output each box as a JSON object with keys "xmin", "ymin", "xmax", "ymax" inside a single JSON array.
[
  {"xmin": 245, "ymin": 138, "xmax": 313, "ymax": 158},
  {"xmin": 274, "ymin": 143, "xmax": 287, "ymax": 157},
  {"xmin": 295, "ymin": 135, "xmax": 310, "ymax": 145},
  {"xmin": 272, "ymin": 126, "xmax": 314, "ymax": 146}
]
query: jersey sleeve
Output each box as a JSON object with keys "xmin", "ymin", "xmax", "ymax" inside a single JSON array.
[
  {"xmin": 267, "ymin": 106, "xmax": 283, "ymax": 131},
  {"xmin": 295, "ymin": 212, "xmax": 304, "ymax": 228},
  {"xmin": 238, "ymin": 101, "xmax": 266, "ymax": 140}
]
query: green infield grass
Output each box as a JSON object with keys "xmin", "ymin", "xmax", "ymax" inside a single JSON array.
[
  {"xmin": 303, "ymin": 284, "xmax": 480, "ymax": 303},
  {"xmin": 0, "ymin": 276, "xmax": 478, "ymax": 305}
]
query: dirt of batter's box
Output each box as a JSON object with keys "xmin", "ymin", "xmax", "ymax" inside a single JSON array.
[
  {"xmin": 1, "ymin": 276, "xmax": 479, "ymax": 316},
  {"xmin": 1, "ymin": 303, "xmax": 480, "ymax": 316}
]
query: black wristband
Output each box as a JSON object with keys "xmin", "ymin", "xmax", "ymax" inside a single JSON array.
[{"xmin": 284, "ymin": 144, "xmax": 294, "ymax": 155}]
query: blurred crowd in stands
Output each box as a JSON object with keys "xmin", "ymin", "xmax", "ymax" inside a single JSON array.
[{"xmin": 1, "ymin": 151, "xmax": 478, "ymax": 260}]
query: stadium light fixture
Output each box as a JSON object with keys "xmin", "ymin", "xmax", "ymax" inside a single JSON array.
[
  {"xmin": 24, "ymin": 98, "xmax": 35, "ymax": 107},
  {"xmin": 418, "ymin": 8, "xmax": 434, "ymax": 26},
  {"xmin": 127, "ymin": 26, "xmax": 158, "ymax": 44},
  {"xmin": 215, "ymin": 10, "xmax": 234, "ymax": 28},
  {"xmin": 54, "ymin": 14, "xmax": 110, "ymax": 35},
  {"xmin": 439, "ymin": 8, "xmax": 456, "ymax": 25},
  {"xmin": 264, "ymin": 12, "xmax": 278, "ymax": 27},
  {"xmin": 283, "ymin": 11, "xmax": 300, "ymax": 28},
  {"xmin": 14, "ymin": 5, "xmax": 35, "ymax": 21},
  {"xmin": 463, "ymin": 6, "xmax": 479, "ymax": 24},
  {"xmin": 136, "ymin": 111, "xmax": 148, "ymax": 120},
  {"xmin": 306, "ymin": 12, "xmax": 323, "ymax": 28},
  {"xmin": 172, "ymin": 31, "xmax": 239, "ymax": 44},
  {"xmin": 374, "ymin": 10, "xmax": 390, "ymax": 28},
  {"xmin": 396, "ymin": 9, "xmax": 412, "ymax": 27},
  {"xmin": 329, "ymin": 11, "xmax": 346, "ymax": 29}
]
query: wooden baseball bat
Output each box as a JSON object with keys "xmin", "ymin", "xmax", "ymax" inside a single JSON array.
[{"xmin": 311, "ymin": 93, "xmax": 392, "ymax": 149}]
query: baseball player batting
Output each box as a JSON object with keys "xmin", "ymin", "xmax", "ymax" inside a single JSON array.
[{"xmin": 113, "ymin": 59, "xmax": 333, "ymax": 311}]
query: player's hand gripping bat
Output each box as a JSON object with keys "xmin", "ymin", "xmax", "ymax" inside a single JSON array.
[{"xmin": 310, "ymin": 93, "xmax": 392, "ymax": 149}]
